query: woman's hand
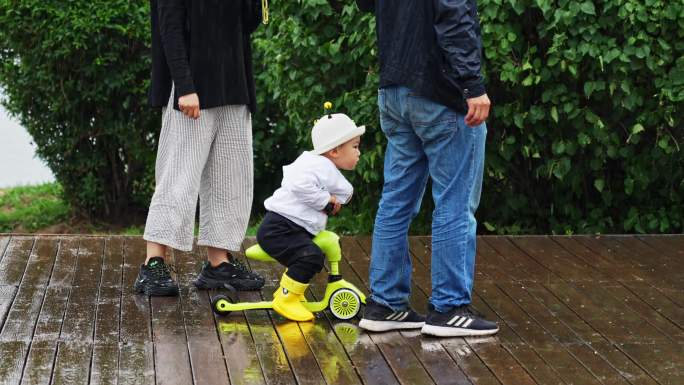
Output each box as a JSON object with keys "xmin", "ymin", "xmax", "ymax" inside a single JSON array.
[{"xmin": 179, "ymin": 93, "xmax": 200, "ymax": 119}]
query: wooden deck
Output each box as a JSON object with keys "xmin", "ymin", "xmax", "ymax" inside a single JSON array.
[{"xmin": 0, "ymin": 235, "xmax": 682, "ymax": 385}]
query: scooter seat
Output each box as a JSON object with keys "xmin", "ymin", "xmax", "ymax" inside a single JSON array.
[
  {"xmin": 245, "ymin": 231, "xmax": 341, "ymax": 263},
  {"xmin": 245, "ymin": 244, "xmax": 277, "ymax": 262}
]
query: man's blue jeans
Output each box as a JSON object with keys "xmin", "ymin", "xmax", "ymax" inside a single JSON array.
[{"xmin": 369, "ymin": 86, "xmax": 487, "ymax": 313}]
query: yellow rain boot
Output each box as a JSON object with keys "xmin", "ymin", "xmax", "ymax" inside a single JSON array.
[{"xmin": 272, "ymin": 273, "xmax": 314, "ymax": 322}]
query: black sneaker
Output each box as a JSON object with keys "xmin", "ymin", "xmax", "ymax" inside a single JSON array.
[
  {"xmin": 358, "ymin": 299, "xmax": 425, "ymax": 332},
  {"xmin": 134, "ymin": 257, "xmax": 179, "ymax": 296},
  {"xmin": 421, "ymin": 304, "xmax": 499, "ymax": 337},
  {"xmin": 194, "ymin": 259, "xmax": 265, "ymax": 291}
]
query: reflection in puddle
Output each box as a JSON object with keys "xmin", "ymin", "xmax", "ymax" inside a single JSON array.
[
  {"xmin": 217, "ymin": 316, "xmax": 498, "ymax": 384},
  {"xmin": 218, "ymin": 320, "xmax": 285, "ymax": 384}
]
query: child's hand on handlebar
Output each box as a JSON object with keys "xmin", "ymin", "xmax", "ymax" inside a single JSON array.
[{"xmin": 323, "ymin": 195, "xmax": 342, "ymax": 216}]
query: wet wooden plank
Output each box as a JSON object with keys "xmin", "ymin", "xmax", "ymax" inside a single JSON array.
[
  {"xmin": 483, "ymin": 236, "xmax": 556, "ymax": 283},
  {"xmin": 215, "ymin": 315, "xmax": 267, "ymax": 385},
  {"xmin": 619, "ymin": 342, "xmax": 684, "ymax": 385},
  {"xmin": 597, "ymin": 236, "xmax": 683, "ymax": 290},
  {"xmin": 0, "ymin": 239, "xmax": 58, "ymax": 385},
  {"xmin": 638, "ymin": 235, "xmax": 684, "ymax": 260},
  {"xmin": 19, "ymin": 340, "xmax": 57, "ymax": 385},
  {"xmin": 21, "ymin": 239, "xmax": 81, "ymax": 385},
  {"xmin": 564, "ymin": 343, "xmax": 633, "ymax": 385},
  {"xmin": 118, "ymin": 341, "xmax": 155, "ymax": 385},
  {"xmin": 0, "ymin": 237, "xmax": 34, "ymax": 328},
  {"xmin": 120, "ymin": 237, "xmax": 152, "ymax": 344},
  {"xmin": 512, "ymin": 236, "xmax": 684, "ymax": 343},
  {"xmin": 589, "ymin": 342, "xmax": 660, "ymax": 385},
  {"xmin": 0, "ymin": 236, "xmax": 33, "ymax": 286},
  {"xmin": 616, "ymin": 236, "xmax": 684, "ymax": 307},
  {"xmin": 150, "ymin": 248, "xmax": 193, "ymax": 385},
  {"xmin": 51, "ymin": 341, "xmax": 94, "ymax": 385},
  {"xmin": 90, "ymin": 238, "xmax": 125, "ymax": 385},
  {"xmin": 485, "ymin": 237, "xmax": 668, "ymax": 345},
  {"xmin": 441, "ymin": 339, "xmax": 501, "ymax": 385},
  {"xmin": 400, "ymin": 332, "xmax": 473, "ymax": 385},
  {"xmin": 1, "ymin": 238, "xmax": 59, "ymax": 341},
  {"xmin": 510, "ymin": 236, "xmax": 611, "ymax": 282},
  {"xmin": 90, "ymin": 343, "xmax": 119, "ymax": 385},
  {"xmin": 31, "ymin": 238, "xmax": 80, "ymax": 342},
  {"xmin": 552, "ymin": 235, "xmax": 684, "ymax": 314},
  {"xmin": 499, "ymin": 343, "xmax": 565, "ymax": 385},
  {"xmin": 519, "ymin": 283, "xmax": 659, "ymax": 385},
  {"xmin": 173, "ymin": 246, "xmax": 231, "ymax": 385},
  {"xmin": 0, "ymin": 236, "xmax": 11, "ymax": 263},
  {"xmin": 475, "ymin": 280, "xmax": 602, "ymax": 385},
  {"xmin": 0, "ymin": 340, "xmax": 29, "ymax": 384},
  {"xmin": 571, "ymin": 236, "xmax": 681, "ymax": 293},
  {"xmin": 52, "ymin": 237, "xmax": 105, "ymax": 385}
]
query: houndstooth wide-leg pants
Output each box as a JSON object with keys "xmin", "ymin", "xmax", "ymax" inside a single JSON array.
[{"xmin": 144, "ymin": 92, "xmax": 253, "ymax": 252}]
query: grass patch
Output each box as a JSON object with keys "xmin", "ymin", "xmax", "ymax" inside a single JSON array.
[{"xmin": 0, "ymin": 183, "xmax": 71, "ymax": 233}]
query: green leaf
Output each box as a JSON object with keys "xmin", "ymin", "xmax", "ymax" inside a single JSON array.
[
  {"xmin": 594, "ymin": 179, "xmax": 605, "ymax": 192},
  {"xmin": 631, "ymin": 124, "xmax": 645, "ymax": 135},
  {"xmin": 580, "ymin": 2, "xmax": 596, "ymax": 15},
  {"xmin": 551, "ymin": 106, "xmax": 559, "ymax": 123}
]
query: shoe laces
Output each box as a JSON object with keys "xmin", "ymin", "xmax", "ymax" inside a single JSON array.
[
  {"xmin": 463, "ymin": 304, "xmax": 484, "ymax": 318},
  {"xmin": 229, "ymin": 259, "xmax": 261, "ymax": 279},
  {"xmin": 148, "ymin": 261, "xmax": 175, "ymax": 281}
]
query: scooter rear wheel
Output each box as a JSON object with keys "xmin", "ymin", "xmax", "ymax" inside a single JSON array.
[{"xmin": 211, "ymin": 294, "xmax": 234, "ymax": 316}]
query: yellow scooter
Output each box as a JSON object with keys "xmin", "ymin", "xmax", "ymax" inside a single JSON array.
[{"xmin": 210, "ymin": 231, "xmax": 367, "ymax": 320}]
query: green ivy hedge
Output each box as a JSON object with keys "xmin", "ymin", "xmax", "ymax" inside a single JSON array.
[{"xmin": 1, "ymin": 0, "xmax": 682, "ymax": 233}]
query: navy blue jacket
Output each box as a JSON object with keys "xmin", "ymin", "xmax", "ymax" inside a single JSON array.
[{"xmin": 357, "ymin": 0, "xmax": 485, "ymax": 114}]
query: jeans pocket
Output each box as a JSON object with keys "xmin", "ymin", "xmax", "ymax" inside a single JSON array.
[{"xmin": 407, "ymin": 93, "xmax": 461, "ymax": 128}]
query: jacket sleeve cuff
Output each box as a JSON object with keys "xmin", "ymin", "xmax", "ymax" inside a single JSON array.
[
  {"xmin": 314, "ymin": 193, "xmax": 332, "ymax": 211},
  {"xmin": 458, "ymin": 78, "xmax": 486, "ymax": 99},
  {"xmin": 174, "ymin": 78, "xmax": 196, "ymax": 97}
]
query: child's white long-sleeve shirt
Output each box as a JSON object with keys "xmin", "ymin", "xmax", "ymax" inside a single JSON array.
[{"xmin": 264, "ymin": 151, "xmax": 353, "ymax": 235}]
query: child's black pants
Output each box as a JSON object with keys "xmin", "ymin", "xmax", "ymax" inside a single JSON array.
[{"xmin": 256, "ymin": 211, "xmax": 325, "ymax": 283}]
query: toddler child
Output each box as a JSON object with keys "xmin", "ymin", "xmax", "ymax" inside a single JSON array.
[{"xmin": 257, "ymin": 112, "xmax": 365, "ymax": 321}]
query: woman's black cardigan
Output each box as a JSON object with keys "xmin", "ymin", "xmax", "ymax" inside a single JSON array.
[{"xmin": 148, "ymin": 0, "xmax": 262, "ymax": 113}]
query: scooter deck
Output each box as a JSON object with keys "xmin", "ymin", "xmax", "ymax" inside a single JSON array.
[{"xmin": 217, "ymin": 300, "xmax": 330, "ymax": 313}]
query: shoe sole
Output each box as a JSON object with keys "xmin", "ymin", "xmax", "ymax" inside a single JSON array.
[
  {"xmin": 134, "ymin": 281, "xmax": 179, "ymax": 297},
  {"xmin": 194, "ymin": 275, "xmax": 264, "ymax": 291},
  {"xmin": 358, "ymin": 319, "xmax": 425, "ymax": 332},
  {"xmin": 421, "ymin": 324, "xmax": 499, "ymax": 337}
]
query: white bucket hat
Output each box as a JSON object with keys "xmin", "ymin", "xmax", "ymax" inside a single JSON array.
[{"xmin": 311, "ymin": 113, "xmax": 366, "ymax": 155}]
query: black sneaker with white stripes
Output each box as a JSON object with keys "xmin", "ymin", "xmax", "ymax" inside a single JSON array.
[
  {"xmin": 358, "ymin": 299, "xmax": 425, "ymax": 332},
  {"xmin": 421, "ymin": 304, "xmax": 499, "ymax": 337}
]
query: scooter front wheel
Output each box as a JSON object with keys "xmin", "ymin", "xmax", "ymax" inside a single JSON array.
[
  {"xmin": 211, "ymin": 294, "xmax": 234, "ymax": 316},
  {"xmin": 329, "ymin": 288, "xmax": 361, "ymax": 320}
]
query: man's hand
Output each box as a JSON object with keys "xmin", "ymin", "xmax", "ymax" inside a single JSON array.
[
  {"xmin": 464, "ymin": 93, "xmax": 491, "ymax": 127},
  {"xmin": 179, "ymin": 93, "xmax": 200, "ymax": 119}
]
